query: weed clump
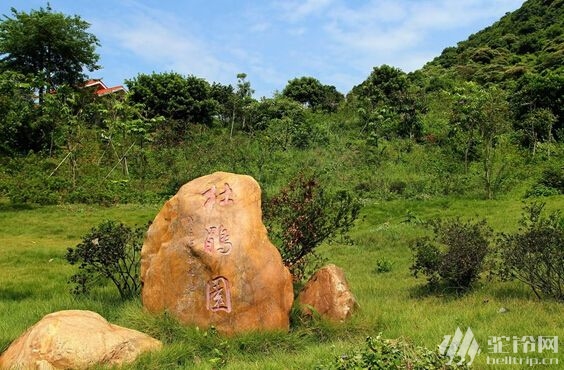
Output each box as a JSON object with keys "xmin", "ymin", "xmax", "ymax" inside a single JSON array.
[{"xmin": 318, "ymin": 334, "xmax": 469, "ymax": 369}]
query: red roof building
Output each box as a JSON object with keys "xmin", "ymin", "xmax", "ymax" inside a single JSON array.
[{"xmin": 83, "ymin": 79, "xmax": 126, "ymax": 96}]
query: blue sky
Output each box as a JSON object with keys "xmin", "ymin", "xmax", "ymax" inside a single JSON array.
[{"xmin": 2, "ymin": 0, "xmax": 525, "ymax": 98}]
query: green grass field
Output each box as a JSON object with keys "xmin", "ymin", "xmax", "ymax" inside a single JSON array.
[{"xmin": 0, "ymin": 196, "xmax": 562, "ymax": 369}]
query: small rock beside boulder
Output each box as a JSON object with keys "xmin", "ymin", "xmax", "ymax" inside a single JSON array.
[
  {"xmin": 0, "ymin": 310, "xmax": 162, "ymax": 370},
  {"xmin": 297, "ymin": 264, "xmax": 357, "ymax": 322}
]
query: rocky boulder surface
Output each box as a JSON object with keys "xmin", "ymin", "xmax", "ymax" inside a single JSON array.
[
  {"xmin": 141, "ymin": 172, "xmax": 294, "ymax": 335},
  {"xmin": 0, "ymin": 310, "xmax": 162, "ymax": 370},
  {"xmin": 297, "ymin": 264, "xmax": 357, "ymax": 322}
]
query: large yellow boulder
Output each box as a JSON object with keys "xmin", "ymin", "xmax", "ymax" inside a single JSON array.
[{"xmin": 141, "ymin": 172, "xmax": 294, "ymax": 334}]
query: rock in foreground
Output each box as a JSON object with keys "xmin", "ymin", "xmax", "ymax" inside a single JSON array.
[
  {"xmin": 141, "ymin": 171, "xmax": 294, "ymax": 334},
  {"xmin": 0, "ymin": 310, "xmax": 162, "ymax": 370},
  {"xmin": 297, "ymin": 264, "xmax": 357, "ymax": 322}
]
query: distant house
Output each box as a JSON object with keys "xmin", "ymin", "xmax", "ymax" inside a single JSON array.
[{"xmin": 83, "ymin": 79, "xmax": 126, "ymax": 97}]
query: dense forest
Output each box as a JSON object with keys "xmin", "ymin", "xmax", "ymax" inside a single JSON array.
[{"xmin": 0, "ymin": 0, "xmax": 562, "ymax": 206}]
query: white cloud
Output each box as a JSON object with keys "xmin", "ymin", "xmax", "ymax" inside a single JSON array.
[
  {"xmin": 316, "ymin": 0, "xmax": 525, "ymax": 78},
  {"xmin": 287, "ymin": 27, "xmax": 307, "ymax": 36},
  {"xmin": 250, "ymin": 22, "xmax": 271, "ymax": 33},
  {"xmin": 326, "ymin": 22, "xmax": 420, "ymax": 54},
  {"xmin": 91, "ymin": 3, "xmax": 236, "ymax": 84},
  {"xmin": 277, "ymin": 0, "xmax": 335, "ymax": 21},
  {"xmin": 407, "ymin": 0, "xmax": 525, "ymax": 30},
  {"xmin": 84, "ymin": 0, "xmax": 526, "ymax": 96}
]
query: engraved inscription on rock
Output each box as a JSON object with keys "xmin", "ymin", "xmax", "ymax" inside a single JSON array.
[
  {"xmin": 140, "ymin": 172, "xmax": 294, "ymax": 335},
  {"xmin": 206, "ymin": 276, "xmax": 231, "ymax": 313}
]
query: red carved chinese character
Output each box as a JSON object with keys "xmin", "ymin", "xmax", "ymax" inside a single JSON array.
[
  {"xmin": 219, "ymin": 183, "xmax": 234, "ymax": 206},
  {"xmin": 201, "ymin": 185, "xmax": 217, "ymax": 208},
  {"xmin": 204, "ymin": 226, "xmax": 217, "ymax": 253},
  {"xmin": 204, "ymin": 225, "xmax": 232, "ymax": 255},
  {"xmin": 206, "ymin": 276, "xmax": 231, "ymax": 313},
  {"xmin": 216, "ymin": 225, "xmax": 232, "ymax": 254}
]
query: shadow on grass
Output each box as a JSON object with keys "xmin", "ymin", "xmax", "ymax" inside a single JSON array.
[
  {"xmin": 489, "ymin": 284, "xmax": 536, "ymax": 301},
  {"xmin": 408, "ymin": 283, "xmax": 470, "ymax": 301},
  {"xmin": 0, "ymin": 339, "xmax": 11, "ymax": 354},
  {"xmin": 0, "ymin": 286, "xmax": 35, "ymax": 301},
  {"xmin": 0, "ymin": 202, "xmax": 36, "ymax": 212}
]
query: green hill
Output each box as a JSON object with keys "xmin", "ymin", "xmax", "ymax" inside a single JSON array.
[{"xmin": 423, "ymin": 0, "xmax": 564, "ymax": 85}]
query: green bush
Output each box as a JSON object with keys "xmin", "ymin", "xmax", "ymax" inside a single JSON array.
[
  {"xmin": 388, "ymin": 180, "xmax": 407, "ymax": 195},
  {"xmin": 2, "ymin": 156, "xmax": 70, "ymax": 205},
  {"xmin": 410, "ymin": 218, "xmax": 492, "ymax": 291},
  {"xmin": 264, "ymin": 173, "xmax": 361, "ymax": 282},
  {"xmin": 318, "ymin": 334, "xmax": 469, "ymax": 369},
  {"xmin": 496, "ymin": 202, "xmax": 564, "ymax": 300},
  {"xmin": 525, "ymin": 183, "xmax": 560, "ymax": 198},
  {"xmin": 8, "ymin": 174, "xmax": 68, "ymax": 205},
  {"xmin": 66, "ymin": 220, "xmax": 145, "ymax": 299},
  {"xmin": 538, "ymin": 166, "xmax": 564, "ymax": 193}
]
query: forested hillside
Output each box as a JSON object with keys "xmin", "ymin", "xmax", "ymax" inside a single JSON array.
[
  {"xmin": 0, "ymin": 0, "xmax": 562, "ymax": 206},
  {"xmin": 423, "ymin": 0, "xmax": 563, "ymax": 135},
  {"xmin": 425, "ymin": 0, "xmax": 563, "ymax": 82}
]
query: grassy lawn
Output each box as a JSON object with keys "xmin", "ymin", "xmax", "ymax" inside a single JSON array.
[{"xmin": 0, "ymin": 196, "xmax": 562, "ymax": 369}]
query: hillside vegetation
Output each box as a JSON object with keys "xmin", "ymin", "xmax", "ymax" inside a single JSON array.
[
  {"xmin": 425, "ymin": 0, "xmax": 563, "ymax": 83},
  {"xmin": 0, "ymin": 0, "xmax": 562, "ymax": 206}
]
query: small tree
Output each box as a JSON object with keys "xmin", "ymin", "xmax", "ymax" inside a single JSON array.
[
  {"xmin": 351, "ymin": 65, "xmax": 425, "ymax": 141},
  {"xmin": 264, "ymin": 173, "xmax": 361, "ymax": 282},
  {"xmin": 230, "ymin": 72, "xmax": 255, "ymax": 136},
  {"xmin": 410, "ymin": 218, "xmax": 492, "ymax": 292},
  {"xmin": 496, "ymin": 202, "xmax": 564, "ymax": 300},
  {"xmin": 448, "ymin": 83, "xmax": 511, "ymax": 198},
  {"xmin": 66, "ymin": 220, "xmax": 145, "ymax": 299},
  {"xmin": 520, "ymin": 108, "xmax": 556, "ymax": 156}
]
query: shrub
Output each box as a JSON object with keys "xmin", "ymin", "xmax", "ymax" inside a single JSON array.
[
  {"xmin": 66, "ymin": 220, "xmax": 145, "ymax": 299},
  {"xmin": 3, "ymin": 156, "xmax": 70, "ymax": 205},
  {"xmin": 264, "ymin": 173, "xmax": 361, "ymax": 282},
  {"xmin": 8, "ymin": 174, "xmax": 67, "ymax": 205},
  {"xmin": 525, "ymin": 183, "xmax": 560, "ymax": 198},
  {"xmin": 496, "ymin": 202, "xmax": 564, "ymax": 300},
  {"xmin": 318, "ymin": 334, "xmax": 469, "ymax": 369},
  {"xmin": 538, "ymin": 166, "xmax": 564, "ymax": 194},
  {"xmin": 410, "ymin": 218, "xmax": 492, "ymax": 291}
]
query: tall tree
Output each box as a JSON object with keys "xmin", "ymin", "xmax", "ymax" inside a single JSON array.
[
  {"xmin": 351, "ymin": 65, "xmax": 424, "ymax": 140},
  {"xmin": 230, "ymin": 73, "xmax": 255, "ymax": 137},
  {"xmin": 510, "ymin": 72, "xmax": 564, "ymax": 140},
  {"xmin": 126, "ymin": 72, "xmax": 218, "ymax": 143},
  {"xmin": 282, "ymin": 76, "xmax": 343, "ymax": 113},
  {"xmin": 0, "ymin": 5, "xmax": 100, "ymax": 100},
  {"xmin": 0, "ymin": 71, "xmax": 36, "ymax": 155}
]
